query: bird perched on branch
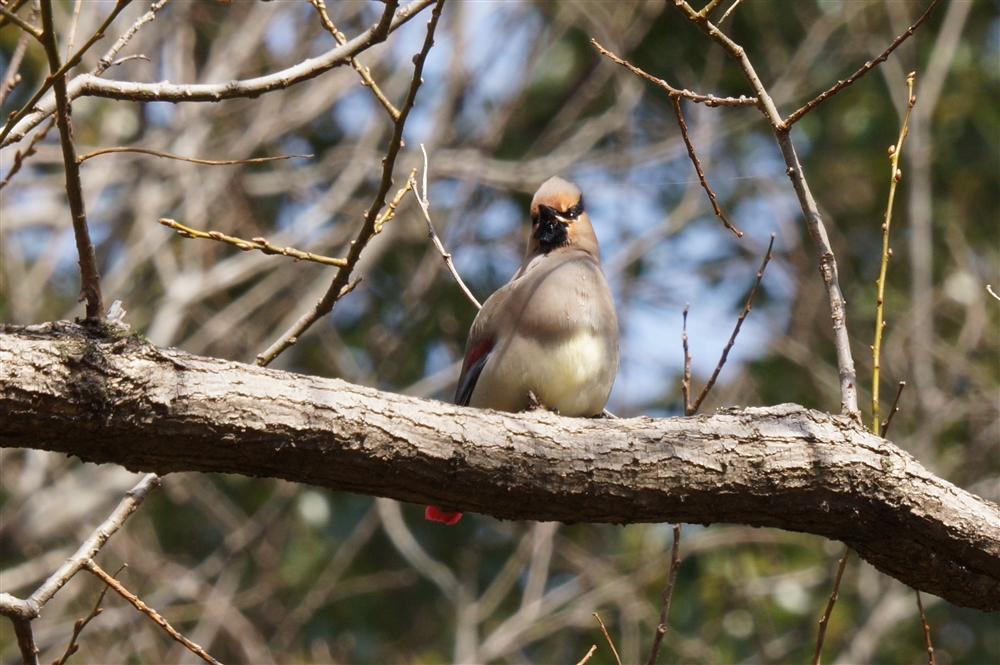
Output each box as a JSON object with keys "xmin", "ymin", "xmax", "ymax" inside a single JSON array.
[{"xmin": 426, "ymin": 176, "xmax": 620, "ymax": 525}]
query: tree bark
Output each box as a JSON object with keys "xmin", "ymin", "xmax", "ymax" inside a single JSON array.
[{"xmin": 2, "ymin": 321, "xmax": 998, "ymax": 611}]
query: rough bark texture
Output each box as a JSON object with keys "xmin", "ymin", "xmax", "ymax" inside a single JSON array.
[{"xmin": 2, "ymin": 321, "xmax": 998, "ymax": 611}]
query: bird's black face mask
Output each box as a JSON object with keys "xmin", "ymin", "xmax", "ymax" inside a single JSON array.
[{"xmin": 533, "ymin": 203, "xmax": 579, "ymax": 251}]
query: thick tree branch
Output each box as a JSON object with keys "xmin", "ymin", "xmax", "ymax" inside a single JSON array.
[{"xmin": 1, "ymin": 322, "xmax": 998, "ymax": 611}]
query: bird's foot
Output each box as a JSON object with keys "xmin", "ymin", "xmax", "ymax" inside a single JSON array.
[{"xmin": 525, "ymin": 391, "xmax": 559, "ymax": 415}]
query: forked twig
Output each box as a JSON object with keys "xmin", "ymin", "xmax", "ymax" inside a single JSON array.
[
  {"xmin": 591, "ymin": 39, "xmax": 757, "ymax": 108},
  {"xmin": 256, "ymin": 0, "xmax": 446, "ymax": 367},
  {"xmin": 670, "ymin": 95, "xmax": 742, "ymax": 237},
  {"xmin": 411, "ymin": 144, "xmax": 482, "ymax": 310},
  {"xmin": 84, "ymin": 560, "xmax": 223, "ymax": 665},
  {"xmin": 309, "ymin": 0, "xmax": 401, "ymax": 120},
  {"xmin": 0, "ymin": 118, "xmax": 54, "ymax": 191},
  {"xmin": 812, "ymin": 546, "xmax": 851, "ymax": 665},
  {"xmin": 688, "ymin": 234, "xmax": 775, "ymax": 415},
  {"xmin": 873, "ymin": 73, "xmax": 916, "ymax": 433},
  {"xmin": 158, "ymin": 219, "xmax": 348, "ymax": 267},
  {"xmin": 646, "ymin": 524, "xmax": 682, "ymax": 665},
  {"xmin": 916, "ymin": 590, "xmax": 936, "ymax": 665},
  {"xmin": 78, "ymin": 147, "xmax": 311, "ymax": 165},
  {"xmin": 880, "ymin": 381, "xmax": 906, "ymax": 438},
  {"xmin": 54, "ymin": 564, "xmax": 125, "ymax": 665},
  {"xmin": 593, "ymin": 612, "xmax": 623, "ymax": 665},
  {"xmin": 786, "ymin": 1, "xmax": 939, "ymax": 127}
]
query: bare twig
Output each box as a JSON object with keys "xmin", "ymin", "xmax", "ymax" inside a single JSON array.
[
  {"xmin": 0, "ymin": 118, "xmax": 54, "ymax": 192},
  {"xmin": 93, "ymin": 0, "xmax": 169, "ymax": 76},
  {"xmin": 256, "ymin": 0, "xmax": 446, "ymax": 367},
  {"xmin": 873, "ymin": 73, "xmax": 916, "ymax": 433},
  {"xmin": 593, "ymin": 613, "xmax": 623, "ymax": 665},
  {"xmin": 811, "ymin": 546, "xmax": 851, "ymax": 665},
  {"xmin": 719, "ymin": 0, "xmax": 745, "ymax": 24},
  {"xmin": 0, "ymin": 27, "xmax": 32, "ymax": 106},
  {"xmin": 915, "ymin": 590, "xmax": 936, "ymax": 665},
  {"xmin": 575, "ymin": 644, "xmax": 598, "ymax": 665},
  {"xmin": 681, "ymin": 304, "xmax": 692, "ymax": 415},
  {"xmin": 158, "ymin": 218, "xmax": 348, "ymax": 267},
  {"xmin": 646, "ymin": 524, "xmax": 682, "ymax": 665},
  {"xmin": 591, "ymin": 39, "xmax": 757, "ymax": 108},
  {"xmin": 54, "ymin": 564, "xmax": 125, "ymax": 665},
  {"xmin": 672, "ymin": 0, "xmax": 861, "ymax": 421},
  {"xmin": 688, "ymin": 233, "xmax": 774, "ymax": 415},
  {"xmin": 309, "ymin": 0, "xmax": 401, "ymax": 120},
  {"xmin": 10, "ymin": 615, "xmax": 38, "ymax": 665},
  {"xmin": 0, "ymin": 4, "xmax": 41, "ymax": 39},
  {"xmin": 0, "ymin": 474, "xmax": 159, "ymax": 665},
  {"xmin": 78, "ymin": 147, "xmax": 311, "ymax": 165},
  {"xmin": 1, "ymin": 0, "xmax": 436, "ymax": 149},
  {"xmin": 988, "ymin": 285, "xmax": 1000, "ymax": 302},
  {"xmin": 786, "ymin": 1, "xmax": 940, "ymax": 126},
  {"xmin": 84, "ymin": 560, "xmax": 223, "ymax": 665},
  {"xmin": 411, "ymin": 144, "xmax": 482, "ymax": 310},
  {"xmin": 880, "ymin": 381, "xmax": 906, "ymax": 438},
  {"xmin": 669, "ymin": 95, "xmax": 742, "ymax": 236},
  {"xmin": 0, "ymin": 0, "xmax": 31, "ymax": 29},
  {"xmin": 38, "ymin": 0, "xmax": 105, "ymax": 319},
  {"xmin": 0, "ymin": 0, "xmax": 135, "ymax": 147}
]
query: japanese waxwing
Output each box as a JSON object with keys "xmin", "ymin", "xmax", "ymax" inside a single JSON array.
[{"xmin": 426, "ymin": 176, "xmax": 619, "ymax": 525}]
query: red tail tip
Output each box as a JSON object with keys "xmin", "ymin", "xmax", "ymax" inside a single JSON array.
[{"xmin": 425, "ymin": 506, "xmax": 463, "ymax": 525}]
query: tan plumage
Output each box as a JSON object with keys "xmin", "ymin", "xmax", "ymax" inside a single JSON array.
[
  {"xmin": 454, "ymin": 176, "xmax": 619, "ymax": 416},
  {"xmin": 427, "ymin": 176, "xmax": 619, "ymax": 524}
]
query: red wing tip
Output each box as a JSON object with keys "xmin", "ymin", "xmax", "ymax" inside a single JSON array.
[{"xmin": 425, "ymin": 506, "xmax": 463, "ymax": 525}]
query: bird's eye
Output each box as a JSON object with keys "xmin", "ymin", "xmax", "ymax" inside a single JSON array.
[{"xmin": 564, "ymin": 204, "xmax": 583, "ymax": 220}]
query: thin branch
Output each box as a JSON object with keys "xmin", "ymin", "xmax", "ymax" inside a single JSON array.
[
  {"xmin": 256, "ymin": 0, "xmax": 446, "ymax": 367},
  {"xmin": 916, "ymin": 590, "xmax": 936, "ymax": 665},
  {"xmin": 879, "ymin": 381, "xmax": 905, "ymax": 438},
  {"xmin": 669, "ymin": 95, "xmax": 742, "ymax": 236},
  {"xmin": 672, "ymin": 0, "xmax": 861, "ymax": 421},
  {"xmin": 872, "ymin": 73, "xmax": 916, "ymax": 433},
  {"xmin": 591, "ymin": 39, "xmax": 757, "ymax": 108},
  {"xmin": 0, "ymin": 0, "xmax": 135, "ymax": 147},
  {"xmin": 0, "ymin": 0, "xmax": 31, "ymax": 29},
  {"xmin": 0, "ymin": 474, "xmax": 158, "ymax": 665},
  {"xmin": 84, "ymin": 560, "xmax": 223, "ymax": 665},
  {"xmin": 786, "ymin": 1, "xmax": 940, "ymax": 126},
  {"xmin": 309, "ymin": 0, "xmax": 401, "ymax": 120},
  {"xmin": 0, "ymin": 4, "xmax": 41, "ymax": 39},
  {"xmin": 1, "ymin": 0, "xmax": 437, "ymax": 149},
  {"xmin": 54, "ymin": 564, "xmax": 125, "ymax": 665},
  {"xmin": 411, "ymin": 145, "xmax": 482, "ymax": 310},
  {"xmin": 77, "ymin": 146, "xmax": 311, "ymax": 165},
  {"xmin": 719, "ymin": 0, "xmax": 745, "ymax": 24},
  {"xmin": 158, "ymin": 218, "xmax": 348, "ymax": 267},
  {"xmin": 0, "ymin": 27, "xmax": 32, "ymax": 107},
  {"xmin": 681, "ymin": 304, "xmax": 692, "ymax": 415},
  {"xmin": 811, "ymin": 546, "xmax": 851, "ymax": 665},
  {"xmin": 698, "ymin": 0, "xmax": 726, "ymax": 18},
  {"xmin": 988, "ymin": 285, "xmax": 1000, "ymax": 302},
  {"xmin": 593, "ymin": 613, "xmax": 623, "ymax": 665},
  {"xmin": 688, "ymin": 233, "xmax": 774, "ymax": 415},
  {"xmin": 93, "ymin": 0, "xmax": 169, "ymax": 77},
  {"xmin": 646, "ymin": 524, "xmax": 682, "ymax": 665},
  {"xmin": 575, "ymin": 645, "xmax": 598, "ymax": 665},
  {"xmin": 10, "ymin": 615, "xmax": 38, "ymax": 665},
  {"xmin": 38, "ymin": 0, "xmax": 104, "ymax": 319},
  {"xmin": 0, "ymin": 118, "xmax": 54, "ymax": 192}
]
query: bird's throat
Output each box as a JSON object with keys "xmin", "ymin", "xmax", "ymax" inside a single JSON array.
[{"xmin": 534, "ymin": 219, "xmax": 569, "ymax": 251}]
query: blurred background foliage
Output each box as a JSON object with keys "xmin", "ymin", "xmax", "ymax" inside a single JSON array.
[{"xmin": 1, "ymin": 0, "xmax": 998, "ymax": 662}]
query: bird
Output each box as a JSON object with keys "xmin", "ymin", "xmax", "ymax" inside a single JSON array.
[{"xmin": 426, "ymin": 176, "xmax": 620, "ymax": 525}]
